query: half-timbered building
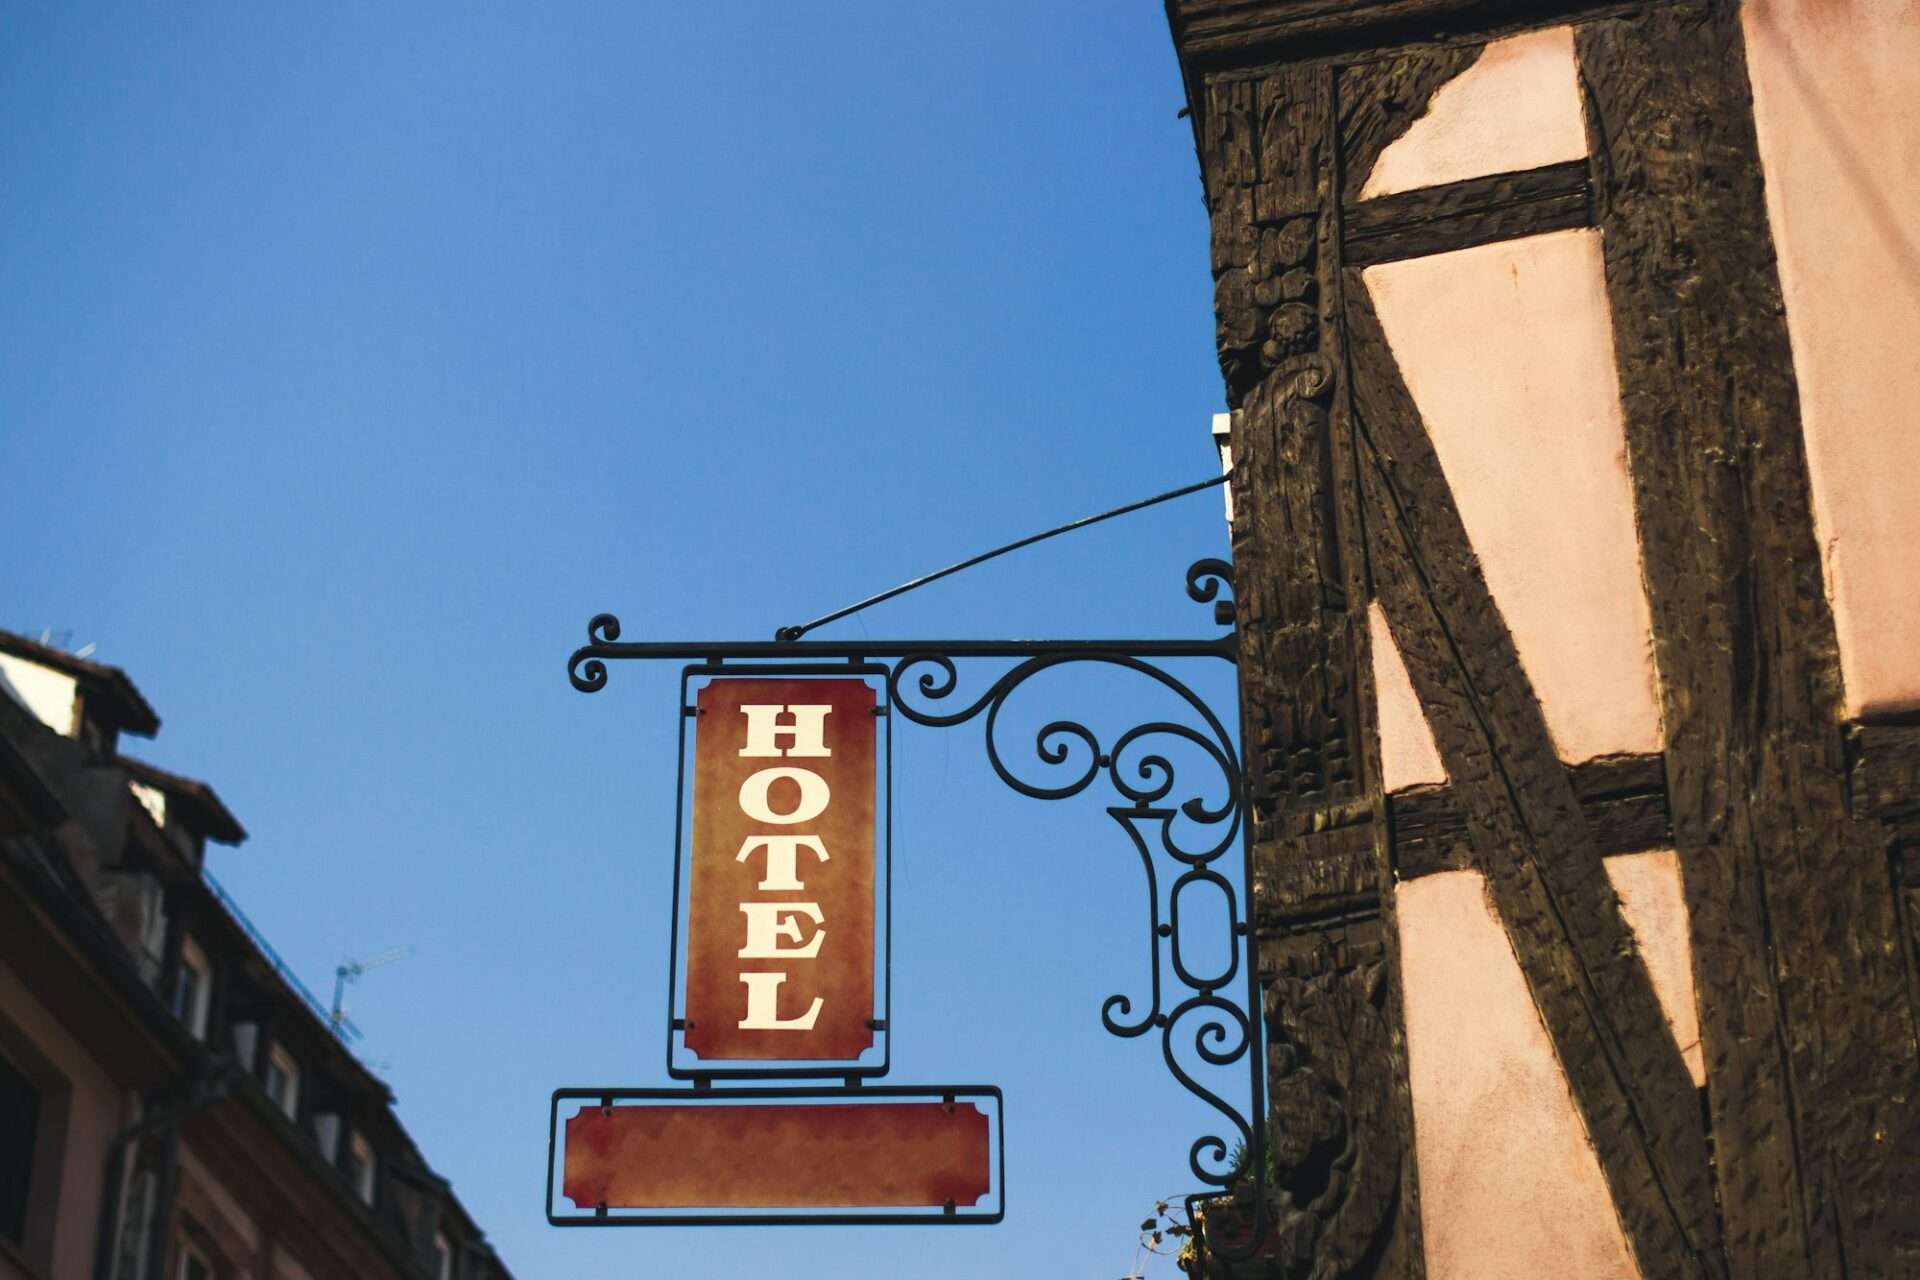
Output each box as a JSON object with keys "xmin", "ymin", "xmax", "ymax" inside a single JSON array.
[{"xmin": 1164, "ymin": 0, "xmax": 1920, "ymax": 1275}]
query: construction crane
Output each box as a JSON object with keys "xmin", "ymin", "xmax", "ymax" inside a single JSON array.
[{"xmin": 329, "ymin": 945, "xmax": 413, "ymax": 1034}]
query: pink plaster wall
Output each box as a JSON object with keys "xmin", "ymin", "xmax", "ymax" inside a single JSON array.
[
  {"xmin": 1364, "ymin": 230, "xmax": 1665, "ymax": 763},
  {"xmin": 1397, "ymin": 872, "xmax": 1641, "ymax": 1280},
  {"xmin": 0, "ymin": 958, "xmax": 126, "ymax": 1280},
  {"xmin": 1742, "ymin": 0, "xmax": 1920, "ymax": 716},
  {"xmin": 1360, "ymin": 27, "xmax": 1587, "ymax": 199},
  {"xmin": 1605, "ymin": 850, "xmax": 1705, "ymax": 1086},
  {"xmin": 1368, "ymin": 602, "xmax": 1448, "ymax": 790}
]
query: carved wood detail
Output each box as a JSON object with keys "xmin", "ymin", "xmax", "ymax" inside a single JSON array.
[
  {"xmin": 1204, "ymin": 57, "xmax": 1429, "ymax": 1278},
  {"xmin": 1207, "ymin": 66, "xmax": 1361, "ymax": 843},
  {"xmin": 1259, "ymin": 922, "xmax": 1413, "ymax": 1279}
]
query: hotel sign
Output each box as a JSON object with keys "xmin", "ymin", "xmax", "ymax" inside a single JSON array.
[
  {"xmin": 683, "ymin": 678, "xmax": 876, "ymax": 1061},
  {"xmin": 554, "ymin": 1086, "xmax": 1000, "ymax": 1224},
  {"xmin": 552, "ymin": 546, "xmax": 1254, "ymax": 1232},
  {"xmin": 547, "ymin": 664, "xmax": 1001, "ymax": 1225}
]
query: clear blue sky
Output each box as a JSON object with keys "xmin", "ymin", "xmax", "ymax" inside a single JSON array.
[{"xmin": 3, "ymin": 4, "xmax": 1236, "ymax": 1275}]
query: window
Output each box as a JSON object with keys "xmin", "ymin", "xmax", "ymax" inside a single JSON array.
[
  {"xmin": 313, "ymin": 1112, "xmax": 340, "ymax": 1163},
  {"xmin": 129, "ymin": 781, "xmax": 167, "ymax": 828},
  {"xmin": 176, "ymin": 1241, "xmax": 213, "ymax": 1280},
  {"xmin": 171, "ymin": 938, "xmax": 212, "ymax": 1040},
  {"xmin": 230, "ymin": 1021, "xmax": 257, "ymax": 1070},
  {"xmin": 345, "ymin": 1132, "xmax": 376, "ymax": 1205},
  {"xmin": 0, "ymin": 1053, "xmax": 37, "ymax": 1246},
  {"xmin": 136, "ymin": 877, "xmax": 169, "ymax": 985},
  {"xmin": 432, "ymin": 1232, "xmax": 452, "ymax": 1280},
  {"xmin": 263, "ymin": 1044, "xmax": 300, "ymax": 1120},
  {"xmin": 112, "ymin": 1171, "xmax": 156, "ymax": 1280}
]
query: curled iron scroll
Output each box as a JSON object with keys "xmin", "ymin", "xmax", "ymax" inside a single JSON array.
[
  {"xmin": 884, "ymin": 562, "xmax": 1256, "ymax": 1193},
  {"xmin": 569, "ymin": 614, "xmax": 623, "ymax": 692}
]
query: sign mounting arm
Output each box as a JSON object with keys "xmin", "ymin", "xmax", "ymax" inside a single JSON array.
[{"xmin": 564, "ymin": 558, "xmax": 1271, "ymax": 1259}]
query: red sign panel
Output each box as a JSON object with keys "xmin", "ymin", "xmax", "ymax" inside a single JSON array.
[
  {"xmin": 562, "ymin": 1100, "xmax": 991, "ymax": 1210},
  {"xmin": 683, "ymin": 678, "xmax": 876, "ymax": 1061}
]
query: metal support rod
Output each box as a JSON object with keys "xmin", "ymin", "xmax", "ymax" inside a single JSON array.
[
  {"xmin": 572, "ymin": 627, "xmax": 1234, "ymax": 691},
  {"xmin": 771, "ymin": 474, "xmax": 1229, "ymax": 642}
]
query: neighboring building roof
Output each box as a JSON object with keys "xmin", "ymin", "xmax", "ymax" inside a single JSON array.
[
  {"xmin": 196, "ymin": 865, "xmax": 395, "ymax": 1105},
  {"xmin": 119, "ymin": 754, "xmax": 248, "ymax": 845},
  {"xmin": 0, "ymin": 702, "xmax": 67, "ymax": 830},
  {"xmin": 0, "ymin": 628, "xmax": 161, "ymax": 737},
  {"xmin": 0, "ymin": 649, "xmax": 513, "ymax": 1278}
]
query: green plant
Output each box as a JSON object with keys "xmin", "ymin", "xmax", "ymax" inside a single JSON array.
[{"xmin": 1121, "ymin": 1197, "xmax": 1196, "ymax": 1279}]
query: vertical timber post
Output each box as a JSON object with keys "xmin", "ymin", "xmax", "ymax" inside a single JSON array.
[{"xmin": 1199, "ymin": 54, "xmax": 1428, "ymax": 1275}]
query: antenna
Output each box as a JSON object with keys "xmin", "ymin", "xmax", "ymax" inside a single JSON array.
[
  {"xmin": 32, "ymin": 629, "xmax": 92, "ymax": 658},
  {"xmin": 329, "ymin": 944, "xmax": 414, "ymax": 1030}
]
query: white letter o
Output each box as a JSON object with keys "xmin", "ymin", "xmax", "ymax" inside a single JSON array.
[{"xmin": 738, "ymin": 767, "xmax": 830, "ymax": 825}]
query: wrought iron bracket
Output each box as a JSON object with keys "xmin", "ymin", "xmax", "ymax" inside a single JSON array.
[{"xmin": 567, "ymin": 557, "xmax": 1267, "ymax": 1255}]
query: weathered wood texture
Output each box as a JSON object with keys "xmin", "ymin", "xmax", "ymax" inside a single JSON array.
[
  {"xmin": 1206, "ymin": 65, "xmax": 1361, "ymax": 841},
  {"xmin": 1392, "ymin": 753, "xmax": 1669, "ymax": 877},
  {"xmin": 1179, "ymin": 2, "xmax": 1920, "ymax": 1277},
  {"xmin": 1206, "ymin": 59, "xmax": 1425, "ymax": 1278},
  {"xmin": 1342, "ymin": 160, "xmax": 1592, "ymax": 265},
  {"xmin": 1337, "ymin": 47, "xmax": 1484, "ymax": 203},
  {"xmin": 1846, "ymin": 725, "xmax": 1920, "ymax": 1087},
  {"xmin": 1898, "ymin": 841, "xmax": 1920, "ymax": 1129},
  {"xmin": 1578, "ymin": 8, "xmax": 1920, "ymax": 1275},
  {"xmin": 1199, "ymin": 41, "xmax": 1647, "ymax": 1277},
  {"xmin": 1253, "ymin": 818, "xmax": 1377, "ymax": 925},
  {"xmin": 1319, "ymin": 60, "xmax": 1448, "ymax": 1280},
  {"xmin": 1168, "ymin": 0, "xmax": 1635, "ymax": 70},
  {"xmin": 1260, "ymin": 920, "xmax": 1409, "ymax": 1278},
  {"xmin": 1849, "ymin": 723, "xmax": 1920, "ymax": 825},
  {"xmin": 1343, "ymin": 281, "xmax": 1723, "ymax": 1280}
]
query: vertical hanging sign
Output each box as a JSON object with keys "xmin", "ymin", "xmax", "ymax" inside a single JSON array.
[{"xmin": 683, "ymin": 678, "xmax": 877, "ymax": 1061}]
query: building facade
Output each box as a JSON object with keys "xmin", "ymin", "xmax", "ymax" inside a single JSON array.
[
  {"xmin": 1165, "ymin": 0, "xmax": 1920, "ymax": 1276},
  {"xmin": 0, "ymin": 631, "xmax": 511, "ymax": 1280}
]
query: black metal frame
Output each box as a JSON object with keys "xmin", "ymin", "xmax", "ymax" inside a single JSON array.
[
  {"xmin": 564, "ymin": 559, "xmax": 1266, "ymax": 1252},
  {"xmin": 664, "ymin": 663, "xmax": 894, "ymax": 1081},
  {"xmin": 545, "ymin": 1085, "xmax": 1006, "ymax": 1226}
]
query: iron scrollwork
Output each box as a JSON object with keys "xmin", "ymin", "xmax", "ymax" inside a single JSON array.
[
  {"xmin": 884, "ymin": 573, "xmax": 1251, "ymax": 1192},
  {"xmin": 565, "ymin": 558, "xmax": 1266, "ymax": 1255}
]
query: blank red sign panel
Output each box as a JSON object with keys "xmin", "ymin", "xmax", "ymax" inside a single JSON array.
[
  {"xmin": 684, "ymin": 678, "xmax": 877, "ymax": 1061},
  {"xmin": 563, "ymin": 1102, "xmax": 992, "ymax": 1209}
]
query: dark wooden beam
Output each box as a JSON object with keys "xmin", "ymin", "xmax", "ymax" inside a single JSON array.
[
  {"xmin": 1169, "ymin": 0, "xmax": 1639, "ymax": 73},
  {"xmin": 1254, "ymin": 817, "xmax": 1378, "ymax": 925},
  {"xmin": 1341, "ymin": 160, "xmax": 1592, "ymax": 265},
  {"xmin": 1343, "ymin": 279, "xmax": 1725, "ymax": 1280},
  {"xmin": 1393, "ymin": 753, "xmax": 1670, "ymax": 877},
  {"xmin": 1847, "ymin": 722, "xmax": 1920, "ymax": 825},
  {"xmin": 1577, "ymin": 7, "xmax": 1920, "ymax": 1274}
]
